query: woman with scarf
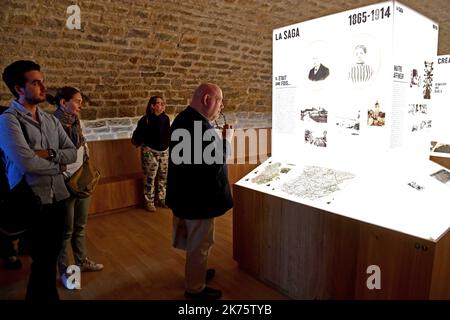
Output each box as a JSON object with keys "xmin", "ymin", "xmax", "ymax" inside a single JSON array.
[{"xmin": 49, "ymin": 87, "xmax": 103, "ymax": 289}]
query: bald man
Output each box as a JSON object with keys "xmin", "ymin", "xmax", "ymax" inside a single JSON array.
[{"xmin": 166, "ymin": 83, "xmax": 233, "ymax": 300}]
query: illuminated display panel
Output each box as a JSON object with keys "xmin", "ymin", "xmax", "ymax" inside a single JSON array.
[
  {"xmin": 236, "ymin": 1, "xmax": 450, "ymax": 241},
  {"xmin": 430, "ymin": 55, "xmax": 450, "ymax": 158},
  {"xmin": 271, "ymin": 0, "xmax": 438, "ymax": 172},
  {"xmin": 236, "ymin": 157, "xmax": 450, "ymax": 240}
]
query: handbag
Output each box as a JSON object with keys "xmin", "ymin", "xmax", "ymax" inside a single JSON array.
[{"xmin": 66, "ymin": 145, "xmax": 101, "ymax": 198}]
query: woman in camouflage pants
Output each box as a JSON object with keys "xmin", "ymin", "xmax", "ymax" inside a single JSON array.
[{"xmin": 132, "ymin": 96, "xmax": 171, "ymax": 212}]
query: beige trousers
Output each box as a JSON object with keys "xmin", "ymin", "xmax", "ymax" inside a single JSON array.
[{"xmin": 172, "ymin": 216, "xmax": 215, "ymax": 293}]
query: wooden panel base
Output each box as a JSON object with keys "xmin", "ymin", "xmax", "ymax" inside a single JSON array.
[{"xmin": 233, "ymin": 184, "xmax": 450, "ymax": 299}]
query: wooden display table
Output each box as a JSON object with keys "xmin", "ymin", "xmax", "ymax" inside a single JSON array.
[{"xmin": 233, "ymin": 161, "xmax": 450, "ymax": 299}]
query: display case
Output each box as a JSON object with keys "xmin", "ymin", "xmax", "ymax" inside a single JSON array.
[{"xmin": 233, "ymin": 1, "xmax": 450, "ymax": 299}]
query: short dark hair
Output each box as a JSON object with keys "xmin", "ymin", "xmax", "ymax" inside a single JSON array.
[
  {"xmin": 355, "ymin": 44, "xmax": 367, "ymax": 54},
  {"xmin": 146, "ymin": 95, "xmax": 163, "ymax": 117},
  {"xmin": 2, "ymin": 60, "xmax": 41, "ymax": 98},
  {"xmin": 47, "ymin": 86, "xmax": 80, "ymax": 107}
]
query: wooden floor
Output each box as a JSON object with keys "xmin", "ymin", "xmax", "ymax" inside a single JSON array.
[{"xmin": 0, "ymin": 207, "xmax": 288, "ymax": 300}]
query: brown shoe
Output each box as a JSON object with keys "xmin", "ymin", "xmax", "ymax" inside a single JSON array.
[{"xmin": 78, "ymin": 258, "xmax": 104, "ymax": 272}]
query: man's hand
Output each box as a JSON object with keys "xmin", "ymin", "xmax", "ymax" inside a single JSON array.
[
  {"xmin": 59, "ymin": 164, "xmax": 67, "ymax": 172},
  {"xmin": 222, "ymin": 123, "xmax": 234, "ymax": 143}
]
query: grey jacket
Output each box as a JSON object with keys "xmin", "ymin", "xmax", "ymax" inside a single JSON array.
[{"xmin": 0, "ymin": 100, "xmax": 77, "ymax": 204}]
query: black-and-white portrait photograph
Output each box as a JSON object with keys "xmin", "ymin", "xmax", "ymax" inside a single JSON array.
[
  {"xmin": 308, "ymin": 57, "xmax": 330, "ymax": 81},
  {"xmin": 304, "ymin": 40, "xmax": 332, "ymax": 88},
  {"xmin": 348, "ymin": 44, "xmax": 375, "ymax": 83}
]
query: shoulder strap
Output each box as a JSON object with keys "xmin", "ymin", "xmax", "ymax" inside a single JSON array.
[
  {"xmin": 83, "ymin": 143, "xmax": 89, "ymax": 161},
  {"xmin": 4, "ymin": 109, "xmax": 30, "ymax": 144},
  {"xmin": 18, "ymin": 119, "xmax": 30, "ymax": 144}
]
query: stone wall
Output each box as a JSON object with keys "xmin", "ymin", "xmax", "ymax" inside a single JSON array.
[{"xmin": 0, "ymin": 0, "xmax": 449, "ymax": 131}]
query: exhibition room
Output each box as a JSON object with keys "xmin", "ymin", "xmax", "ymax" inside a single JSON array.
[{"xmin": 1, "ymin": 0, "xmax": 450, "ymax": 302}]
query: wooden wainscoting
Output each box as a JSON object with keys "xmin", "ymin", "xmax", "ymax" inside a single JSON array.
[
  {"xmin": 87, "ymin": 128, "xmax": 272, "ymax": 215},
  {"xmin": 87, "ymin": 139, "xmax": 144, "ymax": 214}
]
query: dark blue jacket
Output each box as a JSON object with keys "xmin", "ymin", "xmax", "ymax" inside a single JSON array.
[{"xmin": 166, "ymin": 106, "xmax": 233, "ymax": 219}]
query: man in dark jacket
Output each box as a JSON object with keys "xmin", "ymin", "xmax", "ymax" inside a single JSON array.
[{"xmin": 166, "ymin": 83, "xmax": 233, "ymax": 300}]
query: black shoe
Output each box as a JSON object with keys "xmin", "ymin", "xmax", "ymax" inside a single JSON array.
[
  {"xmin": 206, "ymin": 268, "xmax": 215, "ymax": 282},
  {"xmin": 4, "ymin": 256, "xmax": 22, "ymax": 270},
  {"xmin": 185, "ymin": 286, "xmax": 222, "ymax": 300}
]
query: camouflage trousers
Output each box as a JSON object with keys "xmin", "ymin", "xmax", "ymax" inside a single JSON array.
[{"xmin": 141, "ymin": 146, "xmax": 169, "ymax": 205}]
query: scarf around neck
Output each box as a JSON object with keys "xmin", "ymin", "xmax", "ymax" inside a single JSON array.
[{"xmin": 54, "ymin": 107, "xmax": 85, "ymax": 148}]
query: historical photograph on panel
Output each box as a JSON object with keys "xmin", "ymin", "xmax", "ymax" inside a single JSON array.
[
  {"xmin": 347, "ymin": 34, "xmax": 380, "ymax": 88},
  {"xmin": 305, "ymin": 40, "xmax": 332, "ymax": 90},
  {"xmin": 430, "ymin": 169, "xmax": 450, "ymax": 186},
  {"xmin": 411, "ymin": 120, "xmax": 432, "ymax": 132},
  {"xmin": 304, "ymin": 128, "xmax": 327, "ymax": 147},
  {"xmin": 300, "ymin": 107, "xmax": 328, "ymax": 123},
  {"xmin": 430, "ymin": 142, "xmax": 450, "ymax": 156},
  {"xmin": 409, "ymin": 68, "xmax": 421, "ymax": 88},
  {"xmin": 348, "ymin": 44, "xmax": 375, "ymax": 83},
  {"xmin": 423, "ymin": 61, "xmax": 434, "ymax": 99},
  {"xmin": 308, "ymin": 57, "xmax": 330, "ymax": 81},
  {"xmin": 335, "ymin": 110, "xmax": 360, "ymax": 136},
  {"xmin": 367, "ymin": 101, "xmax": 385, "ymax": 127},
  {"xmin": 408, "ymin": 103, "xmax": 428, "ymax": 115},
  {"xmin": 407, "ymin": 103, "xmax": 431, "ymax": 132}
]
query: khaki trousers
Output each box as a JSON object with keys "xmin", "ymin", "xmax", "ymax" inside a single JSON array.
[{"xmin": 172, "ymin": 216, "xmax": 215, "ymax": 293}]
